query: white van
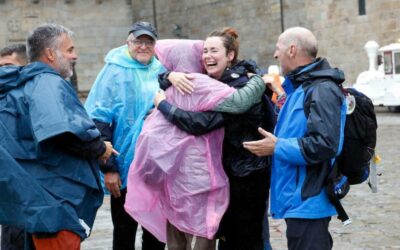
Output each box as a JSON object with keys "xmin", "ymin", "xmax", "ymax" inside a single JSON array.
[{"xmin": 353, "ymin": 41, "xmax": 400, "ymax": 112}]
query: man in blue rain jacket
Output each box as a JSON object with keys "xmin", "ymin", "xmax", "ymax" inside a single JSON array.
[
  {"xmin": 0, "ymin": 24, "xmax": 113, "ymax": 249},
  {"xmin": 0, "ymin": 43, "xmax": 28, "ymax": 250},
  {"xmin": 244, "ymin": 27, "xmax": 347, "ymax": 250},
  {"xmin": 84, "ymin": 21, "xmax": 166, "ymax": 249}
]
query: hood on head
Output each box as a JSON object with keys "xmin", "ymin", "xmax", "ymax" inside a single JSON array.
[
  {"xmin": 0, "ymin": 62, "xmax": 58, "ymax": 93},
  {"xmin": 155, "ymin": 39, "xmax": 205, "ymax": 73}
]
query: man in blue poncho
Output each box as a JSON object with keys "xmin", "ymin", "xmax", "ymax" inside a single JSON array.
[
  {"xmin": 0, "ymin": 43, "xmax": 28, "ymax": 250},
  {"xmin": 0, "ymin": 23, "xmax": 114, "ymax": 250},
  {"xmin": 0, "ymin": 43, "xmax": 27, "ymax": 67},
  {"xmin": 84, "ymin": 22, "xmax": 166, "ymax": 249}
]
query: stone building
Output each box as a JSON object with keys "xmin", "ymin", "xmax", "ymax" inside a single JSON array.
[
  {"xmin": 0, "ymin": 0, "xmax": 133, "ymax": 92},
  {"xmin": 1, "ymin": 0, "xmax": 399, "ymax": 92}
]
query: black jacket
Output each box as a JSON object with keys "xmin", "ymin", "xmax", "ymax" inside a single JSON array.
[
  {"xmin": 282, "ymin": 58, "xmax": 346, "ymax": 200},
  {"xmin": 158, "ymin": 60, "xmax": 275, "ymax": 177}
]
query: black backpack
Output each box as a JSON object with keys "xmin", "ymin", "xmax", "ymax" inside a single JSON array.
[
  {"xmin": 305, "ymin": 86, "xmax": 378, "ymax": 225},
  {"xmin": 335, "ymin": 88, "xmax": 377, "ymax": 184}
]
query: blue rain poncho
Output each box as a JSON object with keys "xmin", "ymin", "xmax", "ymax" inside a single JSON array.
[
  {"xmin": 0, "ymin": 62, "xmax": 104, "ymax": 240},
  {"xmin": 84, "ymin": 45, "xmax": 165, "ymax": 190}
]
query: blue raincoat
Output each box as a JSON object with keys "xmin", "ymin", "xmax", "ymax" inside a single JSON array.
[
  {"xmin": 0, "ymin": 62, "xmax": 104, "ymax": 240},
  {"xmin": 85, "ymin": 45, "xmax": 165, "ymax": 190},
  {"xmin": 270, "ymin": 58, "xmax": 346, "ymax": 220}
]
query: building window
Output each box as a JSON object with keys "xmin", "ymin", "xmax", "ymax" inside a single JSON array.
[{"xmin": 359, "ymin": 0, "xmax": 366, "ymax": 15}]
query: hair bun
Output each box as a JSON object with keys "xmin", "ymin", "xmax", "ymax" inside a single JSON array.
[{"xmin": 222, "ymin": 27, "xmax": 238, "ymax": 40}]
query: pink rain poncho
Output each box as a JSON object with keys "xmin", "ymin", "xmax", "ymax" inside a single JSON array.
[{"xmin": 124, "ymin": 39, "xmax": 235, "ymax": 242}]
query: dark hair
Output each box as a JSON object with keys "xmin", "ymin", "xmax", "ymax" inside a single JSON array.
[
  {"xmin": 207, "ymin": 27, "xmax": 239, "ymax": 64},
  {"xmin": 0, "ymin": 43, "xmax": 28, "ymax": 64},
  {"xmin": 27, "ymin": 23, "xmax": 73, "ymax": 62},
  {"xmin": 0, "ymin": 44, "xmax": 26, "ymax": 57}
]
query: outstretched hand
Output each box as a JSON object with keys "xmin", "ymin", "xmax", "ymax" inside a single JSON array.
[{"xmin": 243, "ymin": 127, "xmax": 277, "ymax": 156}]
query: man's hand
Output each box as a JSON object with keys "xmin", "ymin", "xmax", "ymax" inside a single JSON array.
[
  {"xmin": 168, "ymin": 72, "xmax": 194, "ymax": 95},
  {"xmin": 243, "ymin": 127, "xmax": 277, "ymax": 156},
  {"xmin": 154, "ymin": 89, "xmax": 166, "ymax": 107},
  {"xmin": 104, "ymin": 172, "xmax": 122, "ymax": 198},
  {"xmin": 99, "ymin": 141, "xmax": 113, "ymax": 162},
  {"xmin": 99, "ymin": 141, "xmax": 119, "ymax": 163}
]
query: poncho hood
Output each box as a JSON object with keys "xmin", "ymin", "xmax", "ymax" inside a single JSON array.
[{"xmin": 0, "ymin": 62, "xmax": 58, "ymax": 93}]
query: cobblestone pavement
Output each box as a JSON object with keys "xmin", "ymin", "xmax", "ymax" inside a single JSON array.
[{"xmin": 81, "ymin": 107, "xmax": 400, "ymax": 249}]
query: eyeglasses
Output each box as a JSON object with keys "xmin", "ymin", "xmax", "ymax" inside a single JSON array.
[{"xmin": 128, "ymin": 39, "xmax": 155, "ymax": 47}]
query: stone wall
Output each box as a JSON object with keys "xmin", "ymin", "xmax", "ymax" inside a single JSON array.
[
  {"xmin": 134, "ymin": 0, "xmax": 400, "ymax": 84},
  {"xmin": 0, "ymin": 0, "xmax": 133, "ymax": 91},
  {"xmin": 282, "ymin": 0, "xmax": 400, "ymax": 85},
  {"xmin": 1, "ymin": 0, "xmax": 399, "ymax": 90},
  {"xmin": 132, "ymin": 0, "xmax": 282, "ymax": 75}
]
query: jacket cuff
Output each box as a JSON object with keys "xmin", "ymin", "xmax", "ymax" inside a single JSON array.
[
  {"xmin": 99, "ymin": 156, "xmax": 119, "ymax": 173},
  {"xmin": 158, "ymin": 100, "xmax": 177, "ymax": 121},
  {"xmin": 158, "ymin": 71, "xmax": 172, "ymax": 90},
  {"xmin": 97, "ymin": 139, "xmax": 107, "ymax": 158}
]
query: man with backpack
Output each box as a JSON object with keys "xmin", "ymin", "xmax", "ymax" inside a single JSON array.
[{"xmin": 243, "ymin": 27, "xmax": 347, "ymax": 250}]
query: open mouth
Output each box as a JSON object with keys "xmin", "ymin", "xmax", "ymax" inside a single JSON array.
[{"xmin": 205, "ymin": 62, "xmax": 217, "ymax": 67}]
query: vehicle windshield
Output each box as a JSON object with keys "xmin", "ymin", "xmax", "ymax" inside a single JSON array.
[
  {"xmin": 384, "ymin": 51, "xmax": 392, "ymax": 75},
  {"xmin": 394, "ymin": 52, "xmax": 400, "ymax": 74}
]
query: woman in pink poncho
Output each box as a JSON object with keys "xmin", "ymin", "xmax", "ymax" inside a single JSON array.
[{"xmin": 124, "ymin": 39, "xmax": 267, "ymax": 249}]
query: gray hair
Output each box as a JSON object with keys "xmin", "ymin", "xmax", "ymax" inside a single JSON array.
[
  {"xmin": 127, "ymin": 33, "xmax": 135, "ymax": 41},
  {"xmin": 27, "ymin": 23, "xmax": 73, "ymax": 62},
  {"xmin": 281, "ymin": 27, "xmax": 318, "ymax": 58}
]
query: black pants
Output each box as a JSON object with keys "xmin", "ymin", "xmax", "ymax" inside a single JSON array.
[
  {"xmin": 1, "ymin": 225, "xmax": 25, "ymax": 250},
  {"xmin": 111, "ymin": 188, "xmax": 165, "ymax": 250},
  {"xmin": 285, "ymin": 217, "xmax": 332, "ymax": 250},
  {"xmin": 218, "ymin": 168, "xmax": 269, "ymax": 250}
]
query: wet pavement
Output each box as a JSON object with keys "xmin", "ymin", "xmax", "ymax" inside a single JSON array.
[{"xmin": 80, "ymin": 107, "xmax": 400, "ymax": 249}]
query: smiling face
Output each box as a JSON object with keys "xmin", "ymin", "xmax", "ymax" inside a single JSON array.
[
  {"xmin": 127, "ymin": 34, "xmax": 155, "ymax": 65},
  {"xmin": 52, "ymin": 33, "xmax": 77, "ymax": 78},
  {"xmin": 202, "ymin": 36, "xmax": 234, "ymax": 79}
]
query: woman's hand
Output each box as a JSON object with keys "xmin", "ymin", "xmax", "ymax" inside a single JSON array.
[
  {"xmin": 154, "ymin": 89, "xmax": 166, "ymax": 107},
  {"xmin": 262, "ymin": 74, "xmax": 284, "ymax": 96},
  {"xmin": 168, "ymin": 72, "xmax": 195, "ymax": 95}
]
